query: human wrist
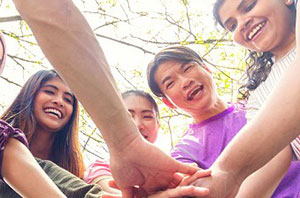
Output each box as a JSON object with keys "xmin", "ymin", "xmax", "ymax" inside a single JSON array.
[
  {"xmin": 101, "ymin": 108, "xmax": 142, "ymax": 153},
  {"xmin": 210, "ymin": 160, "xmax": 245, "ymax": 188}
]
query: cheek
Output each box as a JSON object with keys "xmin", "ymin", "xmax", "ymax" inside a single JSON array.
[
  {"xmin": 167, "ymin": 91, "xmax": 182, "ymax": 103},
  {"xmin": 65, "ymin": 105, "xmax": 74, "ymax": 120},
  {"xmin": 150, "ymin": 122, "xmax": 159, "ymax": 135},
  {"xmin": 233, "ymin": 32, "xmax": 245, "ymax": 46}
]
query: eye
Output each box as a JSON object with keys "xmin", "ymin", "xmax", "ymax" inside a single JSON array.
[
  {"xmin": 229, "ymin": 23, "xmax": 237, "ymax": 32},
  {"xmin": 64, "ymin": 97, "xmax": 73, "ymax": 104},
  {"xmin": 144, "ymin": 115, "xmax": 154, "ymax": 120},
  {"xmin": 184, "ymin": 65, "xmax": 193, "ymax": 72},
  {"xmin": 245, "ymin": 0, "xmax": 256, "ymax": 12},
  {"xmin": 166, "ymin": 81, "xmax": 174, "ymax": 89},
  {"xmin": 44, "ymin": 90, "xmax": 55, "ymax": 95}
]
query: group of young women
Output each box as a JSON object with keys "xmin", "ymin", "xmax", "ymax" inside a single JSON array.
[{"xmin": 2, "ymin": 0, "xmax": 300, "ymax": 197}]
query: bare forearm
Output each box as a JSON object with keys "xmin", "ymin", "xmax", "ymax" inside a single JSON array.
[
  {"xmin": 212, "ymin": 57, "xmax": 300, "ymax": 183},
  {"xmin": 13, "ymin": 0, "xmax": 140, "ymax": 151},
  {"xmin": 2, "ymin": 138, "xmax": 66, "ymax": 198},
  {"xmin": 235, "ymin": 146, "xmax": 292, "ymax": 198}
]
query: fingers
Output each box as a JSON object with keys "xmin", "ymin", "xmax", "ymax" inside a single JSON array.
[
  {"xmin": 170, "ymin": 186, "xmax": 209, "ymax": 197},
  {"xmin": 167, "ymin": 173, "xmax": 184, "ymax": 188},
  {"xmin": 148, "ymin": 186, "xmax": 209, "ymax": 198},
  {"xmin": 176, "ymin": 161, "xmax": 200, "ymax": 175},
  {"xmin": 180, "ymin": 170, "xmax": 212, "ymax": 186}
]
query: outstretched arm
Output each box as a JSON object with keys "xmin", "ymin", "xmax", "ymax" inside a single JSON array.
[
  {"xmin": 2, "ymin": 138, "xmax": 66, "ymax": 198},
  {"xmin": 13, "ymin": 0, "xmax": 199, "ymax": 197},
  {"xmin": 188, "ymin": 2, "xmax": 300, "ymax": 197},
  {"xmin": 234, "ymin": 146, "xmax": 292, "ymax": 198}
]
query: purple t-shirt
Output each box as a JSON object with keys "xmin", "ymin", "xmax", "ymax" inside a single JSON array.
[
  {"xmin": 171, "ymin": 104, "xmax": 300, "ymax": 198},
  {"xmin": 0, "ymin": 119, "xmax": 28, "ymax": 181}
]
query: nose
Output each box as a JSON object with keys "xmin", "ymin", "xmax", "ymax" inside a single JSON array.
[
  {"xmin": 134, "ymin": 117, "xmax": 145, "ymax": 134},
  {"xmin": 52, "ymin": 95, "xmax": 64, "ymax": 107},
  {"xmin": 239, "ymin": 17, "xmax": 253, "ymax": 32},
  {"xmin": 181, "ymin": 77, "xmax": 194, "ymax": 90}
]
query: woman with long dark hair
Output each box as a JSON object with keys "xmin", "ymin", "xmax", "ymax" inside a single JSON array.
[{"xmin": 1, "ymin": 69, "xmax": 85, "ymax": 178}]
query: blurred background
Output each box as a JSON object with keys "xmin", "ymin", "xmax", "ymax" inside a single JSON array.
[{"xmin": 0, "ymin": 0, "xmax": 247, "ymax": 166}]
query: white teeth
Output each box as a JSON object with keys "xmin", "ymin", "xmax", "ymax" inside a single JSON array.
[
  {"xmin": 188, "ymin": 84, "xmax": 203, "ymax": 101},
  {"xmin": 44, "ymin": 108, "xmax": 62, "ymax": 118},
  {"xmin": 248, "ymin": 22, "xmax": 265, "ymax": 40}
]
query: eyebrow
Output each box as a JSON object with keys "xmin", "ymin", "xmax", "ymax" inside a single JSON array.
[
  {"xmin": 142, "ymin": 110, "xmax": 155, "ymax": 114},
  {"xmin": 128, "ymin": 109, "xmax": 154, "ymax": 114},
  {"xmin": 161, "ymin": 62, "xmax": 188, "ymax": 85},
  {"xmin": 43, "ymin": 84, "xmax": 73, "ymax": 98},
  {"xmin": 223, "ymin": 0, "xmax": 246, "ymax": 27},
  {"xmin": 237, "ymin": 0, "xmax": 247, "ymax": 11}
]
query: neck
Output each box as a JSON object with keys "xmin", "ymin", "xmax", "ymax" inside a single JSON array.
[
  {"xmin": 272, "ymin": 34, "xmax": 295, "ymax": 60},
  {"xmin": 190, "ymin": 98, "xmax": 228, "ymax": 123},
  {"xmin": 30, "ymin": 128, "xmax": 56, "ymax": 160}
]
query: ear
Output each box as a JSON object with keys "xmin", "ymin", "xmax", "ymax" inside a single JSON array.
[
  {"xmin": 285, "ymin": 0, "xmax": 293, "ymax": 6},
  {"xmin": 162, "ymin": 97, "xmax": 176, "ymax": 109}
]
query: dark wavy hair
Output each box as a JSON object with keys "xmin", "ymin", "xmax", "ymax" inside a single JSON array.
[
  {"xmin": 1, "ymin": 69, "xmax": 85, "ymax": 178},
  {"xmin": 147, "ymin": 46, "xmax": 204, "ymax": 98},
  {"xmin": 122, "ymin": 90, "xmax": 160, "ymax": 120},
  {"xmin": 213, "ymin": 0, "xmax": 295, "ymax": 98}
]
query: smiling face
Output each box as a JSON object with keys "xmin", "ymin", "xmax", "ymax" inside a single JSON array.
[
  {"xmin": 154, "ymin": 60, "xmax": 218, "ymax": 116},
  {"xmin": 219, "ymin": 0, "xmax": 295, "ymax": 58},
  {"xmin": 34, "ymin": 77, "xmax": 74, "ymax": 133},
  {"xmin": 124, "ymin": 95, "xmax": 159, "ymax": 143}
]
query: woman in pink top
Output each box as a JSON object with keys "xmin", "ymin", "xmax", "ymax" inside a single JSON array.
[
  {"xmin": 84, "ymin": 90, "xmax": 160, "ymax": 194},
  {"xmin": 84, "ymin": 90, "xmax": 210, "ymax": 197}
]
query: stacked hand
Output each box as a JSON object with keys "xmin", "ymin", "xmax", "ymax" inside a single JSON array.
[
  {"xmin": 107, "ymin": 137, "xmax": 216, "ymax": 198},
  {"xmin": 102, "ymin": 169, "xmax": 212, "ymax": 198}
]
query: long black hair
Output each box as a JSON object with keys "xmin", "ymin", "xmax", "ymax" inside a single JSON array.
[{"xmin": 213, "ymin": 0, "xmax": 295, "ymax": 98}]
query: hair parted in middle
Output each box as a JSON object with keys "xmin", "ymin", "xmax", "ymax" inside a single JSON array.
[
  {"xmin": 122, "ymin": 90, "xmax": 160, "ymax": 120},
  {"xmin": 1, "ymin": 69, "xmax": 85, "ymax": 178}
]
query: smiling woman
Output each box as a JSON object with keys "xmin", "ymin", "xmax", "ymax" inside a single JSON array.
[{"xmin": 1, "ymin": 70, "xmax": 85, "ymax": 178}]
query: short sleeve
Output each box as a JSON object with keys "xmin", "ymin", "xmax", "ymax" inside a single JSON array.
[
  {"xmin": 290, "ymin": 137, "xmax": 300, "ymax": 160},
  {"xmin": 83, "ymin": 159, "xmax": 112, "ymax": 184},
  {"xmin": 0, "ymin": 120, "xmax": 28, "ymax": 181}
]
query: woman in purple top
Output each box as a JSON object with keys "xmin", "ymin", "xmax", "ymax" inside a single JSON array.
[
  {"xmin": 147, "ymin": 45, "xmax": 300, "ymax": 197},
  {"xmin": 0, "ymin": 31, "xmax": 68, "ymax": 197}
]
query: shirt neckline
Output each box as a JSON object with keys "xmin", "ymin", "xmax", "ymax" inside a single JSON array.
[{"xmin": 189, "ymin": 104, "xmax": 235, "ymax": 128}]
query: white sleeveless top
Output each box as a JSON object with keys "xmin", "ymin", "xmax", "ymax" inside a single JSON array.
[{"xmin": 246, "ymin": 48, "xmax": 300, "ymax": 159}]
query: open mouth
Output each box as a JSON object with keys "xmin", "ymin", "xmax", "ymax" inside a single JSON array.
[
  {"xmin": 247, "ymin": 21, "xmax": 266, "ymax": 41},
  {"xmin": 44, "ymin": 108, "xmax": 62, "ymax": 119},
  {"xmin": 187, "ymin": 84, "xmax": 204, "ymax": 101}
]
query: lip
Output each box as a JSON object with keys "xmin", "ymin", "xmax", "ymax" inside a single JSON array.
[
  {"xmin": 186, "ymin": 84, "xmax": 204, "ymax": 101},
  {"xmin": 246, "ymin": 20, "xmax": 266, "ymax": 42},
  {"xmin": 43, "ymin": 107, "xmax": 64, "ymax": 119}
]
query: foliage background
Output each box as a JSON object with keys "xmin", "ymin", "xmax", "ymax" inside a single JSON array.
[{"xmin": 0, "ymin": 0, "xmax": 247, "ymax": 165}]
